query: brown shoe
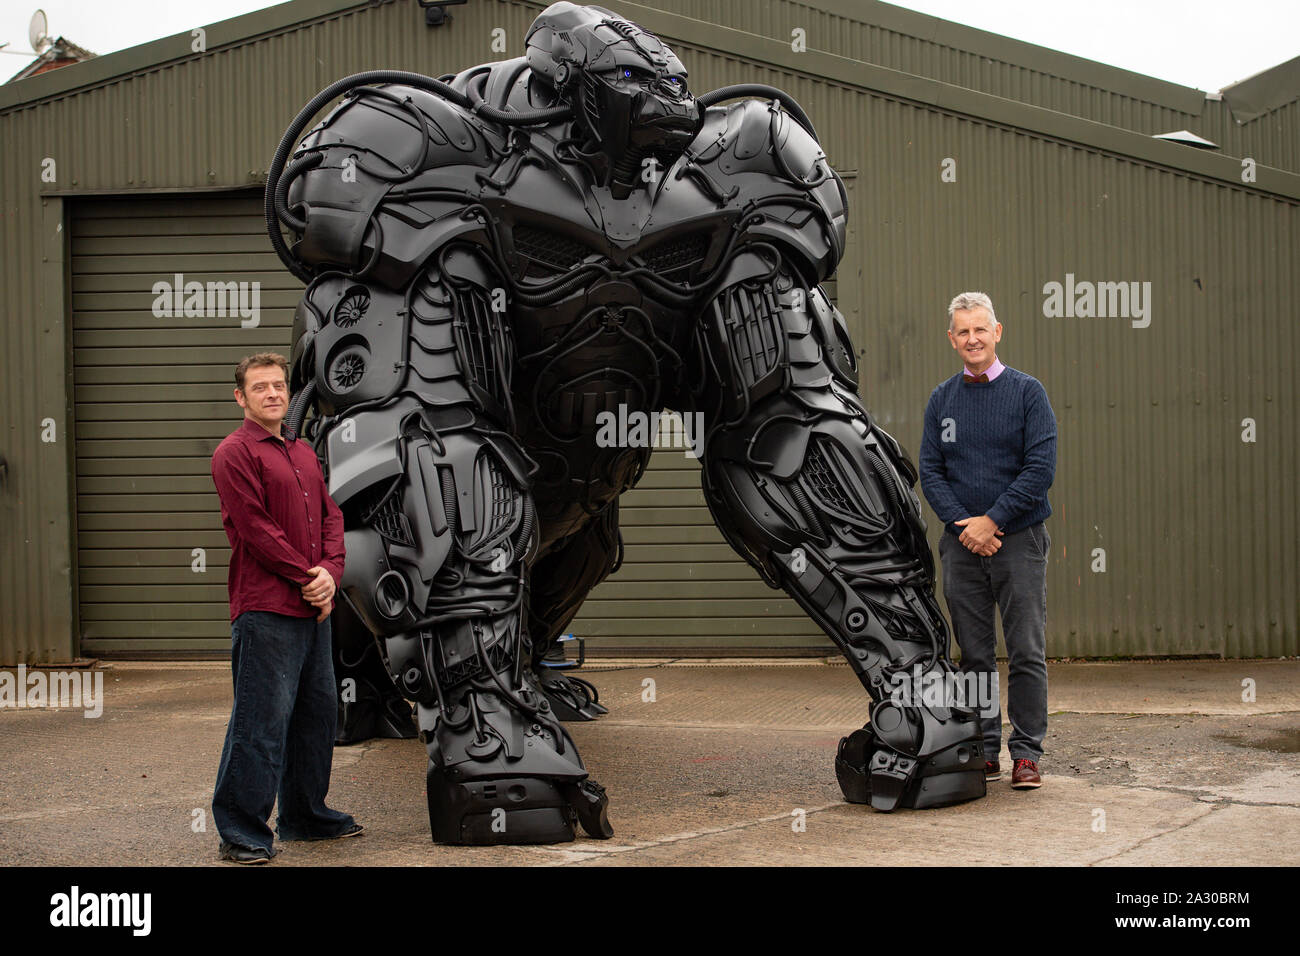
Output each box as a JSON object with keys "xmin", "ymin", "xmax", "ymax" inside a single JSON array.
[
  {"xmin": 1011, "ymin": 758, "xmax": 1042, "ymax": 789},
  {"xmin": 984, "ymin": 760, "xmax": 1002, "ymax": 781}
]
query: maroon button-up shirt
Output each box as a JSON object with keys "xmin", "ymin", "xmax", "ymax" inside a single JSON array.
[{"xmin": 211, "ymin": 417, "xmax": 345, "ymax": 622}]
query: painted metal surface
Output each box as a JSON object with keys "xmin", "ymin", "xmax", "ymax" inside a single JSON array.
[{"xmin": 1, "ymin": 0, "xmax": 1294, "ymax": 660}]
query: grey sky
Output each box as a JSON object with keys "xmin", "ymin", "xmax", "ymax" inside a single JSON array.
[{"xmin": 2, "ymin": 0, "xmax": 1296, "ymax": 91}]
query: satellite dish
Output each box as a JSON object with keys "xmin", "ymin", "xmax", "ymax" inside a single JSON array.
[{"xmin": 29, "ymin": 9, "xmax": 50, "ymax": 54}]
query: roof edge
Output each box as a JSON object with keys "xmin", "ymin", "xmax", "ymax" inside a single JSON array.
[
  {"xmin": 4, "ymin": 0, "xmax": 1296, "ymax": 200},
  {"xmin": 598, "ymin": 0, "xmax": 1299, "ymax": 201},
  {"xmin": 732, "ymin": 0, "xmax": 1209, "ymax": 115},
  {"xmin": 0, "ymin": 0, "xmax": 1229, "ymax": 117},
  {"xmin": 1220, "ymin": 55, "xmax": 1300, "ymax": 124},
  {"xmin": 0, "ymin": 0, "xmax": 368, "ymax": 113}
]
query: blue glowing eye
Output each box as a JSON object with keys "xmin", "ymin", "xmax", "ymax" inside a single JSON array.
[
  {"xmin": 668, "ymin": 77, "xmax": 681, "ymax": 85},
  {"xmin": 622, "ymin": 68, "xmax": 633, "ymax": 78}
]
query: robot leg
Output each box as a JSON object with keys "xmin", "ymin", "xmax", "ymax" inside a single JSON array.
[
  {"xmin": 524, "ymin": 503, "xmax": 626, "ymax": 720},
  {"xmin": 327, "ymin": 397, "xmax": 612, "ymax": 843},
  {"xmin": 285, "ymin": 248, "xmax": 613, "ymax": 843},
  {"xmin": 332, "ymin": 597, "xmax": 416, "ymax": 743},
  {"xmin": 697, "ymin": 269, "xmax": 987, "ymax": 810}
]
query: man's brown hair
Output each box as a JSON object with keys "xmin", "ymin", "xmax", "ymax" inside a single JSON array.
[{"xmin": 235, "ymin": 352, "xmax": 290, "ymax": 391}]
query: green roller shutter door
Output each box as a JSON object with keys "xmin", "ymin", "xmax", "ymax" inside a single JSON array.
[
  {"xmin": 72, "ymin": 191, "xmax": 839, "ymax": 657},
  {"xmin": 568, "ymin": 450, "xmax": 829, "ymax": 653},
  {"xmin": 72, "ymin": 192, "xmax": 299, "ymax": 655}
]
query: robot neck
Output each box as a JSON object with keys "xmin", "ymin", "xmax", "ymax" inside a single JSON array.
[
  {"xmin": 566, "ymin": 128, "xmax": 650, "ymax": 201},
  {"xmin": 608, "ymin": 144, "xmax": 650, "ymax": 199}
]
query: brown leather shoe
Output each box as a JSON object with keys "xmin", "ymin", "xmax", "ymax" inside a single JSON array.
[
  {"xmin": 984, "ymin": 760, "xmax": 1002, "ymax": 781},
  {"xmin": 1011, "ymin": 758, "xmax": 1042, "ymax": 789}
]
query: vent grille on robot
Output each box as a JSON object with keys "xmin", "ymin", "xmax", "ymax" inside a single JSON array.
[
  {"xmin": 514, "ymin": 225, "xmax": 591, "ymax": 270},
  {"xmin": 641, "ymin": 233, "xmax": 708, "ymax": 275},
  {"xmin": 803, "ymin": 438, "xmax": 856, "ymax": 517},
  {"xmin": 720, "ymin": 284, "xmax": 781, "ymax": 385},
  {"xmin": 356, "ymin": 484, "xmax": 414, "ymax": 547},
  {"xmin": 435, "ymin": 625, "xmax": 511, "ymax": 686},
  {"xmin": 450, "ymin": 286, "xmax": 507, "ymax": 407},
  {"xmin": 487, "ymin": 455, "xmax": 514, "ymax": 540},
  {"xmin": 580, "ymin": 79, "xmax": 601, "ymax": 143},
  {"xmin": 372, "ymin": 491, "xmax": 415, "ymax": 547}
]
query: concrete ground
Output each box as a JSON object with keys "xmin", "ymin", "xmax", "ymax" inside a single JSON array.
[{"xmin": 1, "ymin": 658, "xmax": 1297, "ymax": 866}]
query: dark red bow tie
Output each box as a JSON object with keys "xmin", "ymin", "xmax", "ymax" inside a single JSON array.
[{"xmin": 963, "ymin": 372, "xmax": 989, "ymax": 384}]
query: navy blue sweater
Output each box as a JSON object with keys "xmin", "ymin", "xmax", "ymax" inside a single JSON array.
[{"xmin": 919, "ymin": 366, "xmax": 1057, "ymax": 536}]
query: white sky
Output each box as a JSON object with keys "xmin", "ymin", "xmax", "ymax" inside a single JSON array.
[{"xmin": 1, "ymin": 0, "xmax": 1296, "ymax": 92}]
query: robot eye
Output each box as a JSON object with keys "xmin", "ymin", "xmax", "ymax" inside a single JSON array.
[{"xmin": 622, "ymin": 68, "xmax": 633, "ymax": 79}]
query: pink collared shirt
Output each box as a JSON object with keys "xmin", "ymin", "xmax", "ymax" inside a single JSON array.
[{"xmin": 963, "ymin": 357, "xmax": 1005, "ymax": 381}]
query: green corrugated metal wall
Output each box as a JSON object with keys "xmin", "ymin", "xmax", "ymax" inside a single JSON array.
[
  {"xmin": 1, "ymin": 0, "xmax": 1296, "ymax": 662},
  {"xmin": 647, "ymin": 0, "xmax": 1298, "ymax": 174}
]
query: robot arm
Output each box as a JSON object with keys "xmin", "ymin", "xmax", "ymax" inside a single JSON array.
[
  {"xmin": 266, "ymin": 69, "xmax": 612, "ymax": 845},
  {"xmin": 265, "ymin": 65, "xmax": 571, "ymax": 290},
  {"xmin": 684, "ymin": 98, "xmax": 988, "ymax": 808},
  {"xmin": 283, "ymin": 249, "xmax": 612, "ymax": 844},
  {"xmin": 278, "ymin": 78, "xmax": 500, "ymax": 289}
]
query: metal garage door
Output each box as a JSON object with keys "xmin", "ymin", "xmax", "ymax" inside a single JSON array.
[
  {"xmin": 72, "ymin": 192, "xmax": 302, "ymax": 656},
  {"xmin": 72, "ymin": 191, "xmax": 837, "ymax": 657}
]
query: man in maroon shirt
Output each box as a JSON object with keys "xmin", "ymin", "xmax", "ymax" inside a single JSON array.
[{"xmin": 210, "ymin": 352, "xmax": 361, "ymax": 863}]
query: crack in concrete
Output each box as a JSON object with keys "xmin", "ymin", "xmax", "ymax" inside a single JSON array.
[
  {"xmin": 529, "ymin": 801, "xmax": 846, "ymax": 864},
  {"xmin": 1087, "ymin": 801, "xmax": 1226, "ymax": 865},
  {"xmin": 1105, "ymin": 780, "xmax": 1300, "ymax": 809},
  {"xmin": 0, "ymin": 796, "xmax": 212, "ymax": 823},
  {"xmin": 332, "ymin": 740, "xmax": 380, "ymax": 765}
]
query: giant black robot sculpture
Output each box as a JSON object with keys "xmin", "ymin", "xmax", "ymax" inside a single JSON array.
[{"xmin": 265, "ymin": 1, "xmax": 988, "ymax": 845}]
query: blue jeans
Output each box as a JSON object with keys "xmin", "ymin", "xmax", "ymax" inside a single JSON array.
[
  {"xmin": 939, "ymin": 523, "xmax": 1050, "ymax": 764},
  {"xmin": 212, "ymin": 610, "xmax": 356, "ymax": 851}
]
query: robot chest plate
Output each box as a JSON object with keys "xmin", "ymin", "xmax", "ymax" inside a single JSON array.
[
  {"xmin": 492, "ymin": 160, "xmax": 729, "ymax": 280},
  {"xmin": 501, "ymin": 211, "xmax": 720, "ymax": 309}
]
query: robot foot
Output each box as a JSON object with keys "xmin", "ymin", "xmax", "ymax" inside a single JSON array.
[
  {"xmin": 422, "ymin": 688, "xmax": 613, "ymax": 845},
  {"xmin": 535, "ymin": 669, "xmax": 608, "ymax": 721},
  {"xmin": 834, "ymin": 706, "xmax": 987, "ymax": 811},
  {"xmin": 336, "ymin": 678, "xmax": 417, "ymax": 745},
  {"xmin": 427, "ymin": 770, "xmax": 613, "ymax": 844}
]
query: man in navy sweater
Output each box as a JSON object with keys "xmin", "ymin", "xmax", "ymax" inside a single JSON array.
[{"xmin": 919, "ymin": 292, "xmax": 1057, "ymax": 790}]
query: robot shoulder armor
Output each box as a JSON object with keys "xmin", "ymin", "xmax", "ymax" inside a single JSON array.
[
  {"xmin": 692, "ymin": 99, "xmax": 848, "ymax": 278},
  {"xmin": 307, "ymin": 82, "xmax": 495, "ymax": 173},
  {"xmin": 693, "ymin": 100, "xmax": 828, "ymax": 184},
  {"xmin": 287, "ymin": 84, "xmax": 497, "ymax": 280}
]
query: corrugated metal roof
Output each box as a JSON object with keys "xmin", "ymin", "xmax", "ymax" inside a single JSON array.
[{"xmin": 1221, "ymin": 55, "xmax": 1300, "ymax": 122}]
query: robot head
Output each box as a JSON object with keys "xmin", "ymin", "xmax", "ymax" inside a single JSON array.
[{"xmin": 526, "ymin": 2, "xmax": 703, "ymax": 190}]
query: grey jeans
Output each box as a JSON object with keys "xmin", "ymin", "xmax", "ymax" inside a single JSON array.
[{"xmin": 939, "ymin": 522, "xmax": 1050, "ymax": 763}]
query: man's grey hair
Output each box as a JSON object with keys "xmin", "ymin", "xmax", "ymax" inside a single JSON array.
[{"xmin": 947, "ymin": 292, "xmax": 999, "ymax": 332}]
